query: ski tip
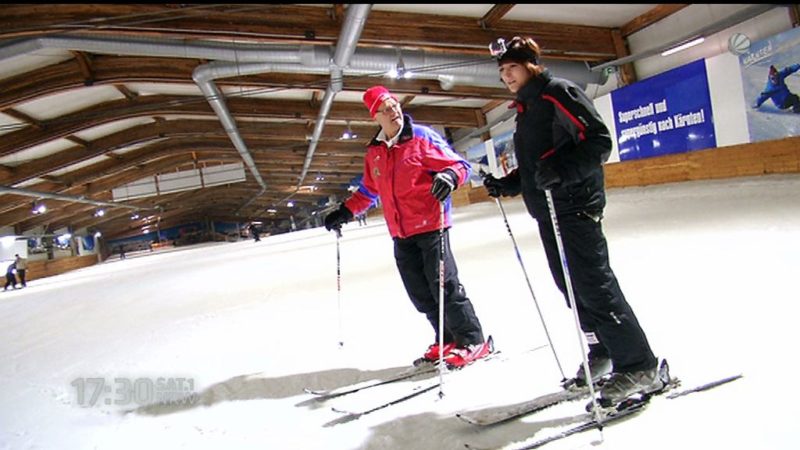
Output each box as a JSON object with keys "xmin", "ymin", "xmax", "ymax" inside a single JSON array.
[
  {"xmin": 455, "ymin": 413, "xmax": 481, "ymax": 426},
  {"xmin": 323, "ymin": 413, "xmax": 360, "ymax": 427},
  {"xmin": 303, "ymin": 386, "xmax": 335, "ymax": 397}
]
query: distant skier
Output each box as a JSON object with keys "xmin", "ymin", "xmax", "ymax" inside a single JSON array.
[
  {"xmin": 4, "ymin": 261, "xmax": 17, "ymax": 291},
  {"xmin": 248, "ymin": 223, "xmax": 261, "ymax": 242},
  {"xmin": 14, "ymin": 254, "xmax": 27, "ymax": 288},
  {"xmin": 753, "ymin": 64, "xmax": 800, "ymax": 113}
]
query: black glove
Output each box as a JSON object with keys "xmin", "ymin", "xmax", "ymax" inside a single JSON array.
[
  {"xmin": 430, "ymin": 169, "xmax": 458, "ymax": 202},
  {"xmin": 483, "ymin": 173, "xmax": 519, "ymax": 198},
  {"xmin": 535, "ymin": 159, "xmax": 562, "ymax": 190},
  {"xmin": 324, "ymin": 204, "xmax": 353, "ymax": 231}
]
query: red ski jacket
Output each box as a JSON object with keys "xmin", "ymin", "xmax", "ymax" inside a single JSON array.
[{"xmin": 344, "ymin": 115, "xmax": 471, "ymax": 239}]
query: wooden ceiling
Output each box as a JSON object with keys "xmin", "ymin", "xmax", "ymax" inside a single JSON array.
[{"xmin": 0, "ymin": 4, "xmax": 687, "ymax": 240}]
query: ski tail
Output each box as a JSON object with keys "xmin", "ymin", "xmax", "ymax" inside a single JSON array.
[{"xmin": 302, "ymin": 363, "xmax": 438, "ymax": 401}]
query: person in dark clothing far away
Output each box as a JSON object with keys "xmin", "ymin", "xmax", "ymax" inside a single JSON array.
[
  {"xmin": 4, "ymin": 261, "xmax": 17, "ymax": 291},
  {"xmin": 248, "ymin": 223, "xmax": 261, "ymax": 242},
  {"xmin": 14, "ymin": 254, "xmax": 27, "ymax": 287}
]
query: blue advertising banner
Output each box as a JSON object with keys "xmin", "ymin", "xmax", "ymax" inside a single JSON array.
[
  {"xmin": 611, "ymin": 59, "xmax": 716, "ymax": 161},
  {"xmin": 81, "ymin": 235, "xmax": 95, "ymax": 251}
]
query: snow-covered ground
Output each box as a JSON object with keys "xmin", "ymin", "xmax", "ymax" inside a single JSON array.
[{"xmin": 1, "ymin": 174, "xmax": 798, "ymax": 450}]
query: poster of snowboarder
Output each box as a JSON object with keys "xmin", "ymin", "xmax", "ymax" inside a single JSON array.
[{"xmin": 740, "ymin": 26, "xmax": 800, "ymax": 142}]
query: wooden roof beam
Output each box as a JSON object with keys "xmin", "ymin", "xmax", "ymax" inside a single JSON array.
[
  {"xmin": 479, "ymin": 4, "xmax": 516, "ymax": 29},
  {"xmin": 620, "ymin": 4, "xmax": 689, "ymax": 37}
]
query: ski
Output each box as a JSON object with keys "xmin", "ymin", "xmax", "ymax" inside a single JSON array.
[
  {"xmin": 323, "ymin": 382, "xmax": 440, "ymax": 427},
  {"xmin": 460, "ymin": 403, "xmax": 645, "ymax": 450},
  {"xmin": 305, "ymin": 336, "xmax": 520, "ymax": 404},
  {"xmin": 458, "ymin": 358, "xmax": 672, "ymax": 427},
  {"xmin": 508, "ymin": 397, "xmax": 650, "ymax": 450},
  {"xmin": 464, "ymin": 363, "xmax": 742, "ymax": 450},
  {"xmin": 457, "ymin": 385, "xmax": 591, "ymax": 426},
  {"xmin": 302, "ymin": 363, "xmax": 438, "ymax": 402},
  {"xmin": 504, "ymin": 373, "xmax": 741, "ymax": 450},
  {"xmin": 322, "ymin": 344, "xmax": 513, "ymax": 426},
  {"xmin": 666, "ymin": 373, "xmax": 742, "ymax": 399}
]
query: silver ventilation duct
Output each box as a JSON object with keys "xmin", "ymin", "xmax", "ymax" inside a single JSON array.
[
  {"xmin": 191, "ymin": 4, "xmax": 371, "ymax": 215},
  {"xmin": 0, "ymin": 185, "xmax": 152, "ymax": 211},
  {"xmin": 0, "ymin": 34, "xmax": 605, "ymax": 90},
  {"xmin": 0, "ymin": 15, "xmax": 606, "ymax": 217}
]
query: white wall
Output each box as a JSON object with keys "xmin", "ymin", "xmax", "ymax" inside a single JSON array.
[
  {"xmin": 629, "ymin": 5, "xmax": 791, "ymax": 81},
  {"xmin": 0, "ymin": 237, "xmax": 27, "ymax": 264},
  {"xmin": 706, "ymin": 52, "xmax": 750, "ymax": 146}
]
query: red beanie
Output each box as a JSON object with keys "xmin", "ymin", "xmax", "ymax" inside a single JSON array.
[{"xmin": 363, "ymin": 85, "xmax": 397, "ymax": 117}]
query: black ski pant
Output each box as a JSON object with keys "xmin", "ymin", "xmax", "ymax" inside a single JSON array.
[
  {"xmin": 4, "ymin": 273, "xmax": 16, "ymax": 289},
  {"xmin": 536, "ymin": 211, "xmax": 657, "ymax": 373},
  {"xmin": 17, "ymin": 269, "xmax": 26, "ymax": 287},
  {"xmin": 781, "ymin": 93, "xmax": 800, "ymax": 113},
  {"xmin": 394, "ymin": 229, "xmax": 485, "ymax": 347}
]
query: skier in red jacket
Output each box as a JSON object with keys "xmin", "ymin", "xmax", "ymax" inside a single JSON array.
[{"xmin": 325, "ymin": 86, "xmax": 492, "ymax": 368}]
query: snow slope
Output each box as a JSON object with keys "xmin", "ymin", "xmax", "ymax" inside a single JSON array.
[{"xmin": 1, "ymin": 174, "xmax": 798, "ymax": 450}]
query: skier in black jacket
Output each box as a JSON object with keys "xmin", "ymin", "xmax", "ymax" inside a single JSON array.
[{"xmin": 483, "ymin": 36, "xmax": 662, "ymax": 406}]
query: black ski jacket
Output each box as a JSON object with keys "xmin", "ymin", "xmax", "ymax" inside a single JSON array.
[{"xmin": 508, "ymin": 69, "xmax": 612, "ymax": 219}]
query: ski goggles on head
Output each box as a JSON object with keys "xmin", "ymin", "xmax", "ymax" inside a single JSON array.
[
  {"xmin": 489, "ymin": 38, "xmax": 508, "ymax": 58},
  {"xmin": 490, "ymin": 37, "xmax": 539, "ymax": 65}
]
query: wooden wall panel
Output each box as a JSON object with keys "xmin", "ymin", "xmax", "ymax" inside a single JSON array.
[
  {"xmin": 457, "ymin": 137, "xmax": 800, "ymax": 204},
  {"xmin": 604, "ymin": 137, "xmax": 800, "ymax": 188}
]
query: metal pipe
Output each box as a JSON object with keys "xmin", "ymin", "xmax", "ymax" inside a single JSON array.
[
  {"xmin": 297, "ymin": 3, "xmax": 372, "ymax": 187},
  {"xmin": 0, "ymin": 30, "xmax": 603, "ymax": 92},
  {"xmin": 0, "ymin": 185, "xmax": 152, "ymax": 210}
]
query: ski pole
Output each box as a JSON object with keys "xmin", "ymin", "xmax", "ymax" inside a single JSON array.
[
  {"xmin": 480, "ymin": 169, "xmax": 566, "ymax": 382},
  {"xmin": 494, "ymin": 195, "xmax": 567, "ymax": 382},
  {"xmin": 544, "ymin": 189, "xmax": 604, "ymax": 428},
  {"xmin": 437, "ymin": 200, "xmax": 446, "ymax": 399},
  {"xmin": 335, "ymin": 226, "xmax": 344, "ymax": 348}
]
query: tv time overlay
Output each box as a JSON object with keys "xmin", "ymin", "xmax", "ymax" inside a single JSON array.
[{"xmin": 71, "ymin": 376, "xmax": 198, "ymax": 407}]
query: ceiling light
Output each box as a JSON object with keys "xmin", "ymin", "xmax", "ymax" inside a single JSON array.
[
  {"xmin": 388, "ymin": 49, "xmax": 413, "ymax": 79},
  {"xmin": 287, "ymin": 201, "xmax": 295, "ymax": 208},
  {"xmin": 661, "ymin": 37, "xmax": 705, "ymax": 57},
  {"xmin": 340, "ymin": 121, "xmax": 357, "ymax": 140},
  {"xmin": 94, "ymin": 209, "xmax": 106, "ymax": 217},
  {"xmin": 31, "ymin": 202, "xmax": 46, "ymax": 215}
]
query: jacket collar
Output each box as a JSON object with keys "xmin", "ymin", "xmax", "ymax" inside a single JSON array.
[
  {"xmin": 369, "ymin": 114, "xmax": 414, "ymax": 146},
  {"xmin": 516, "ymin": 68, "xmax": 552, "ymax": 104}
]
